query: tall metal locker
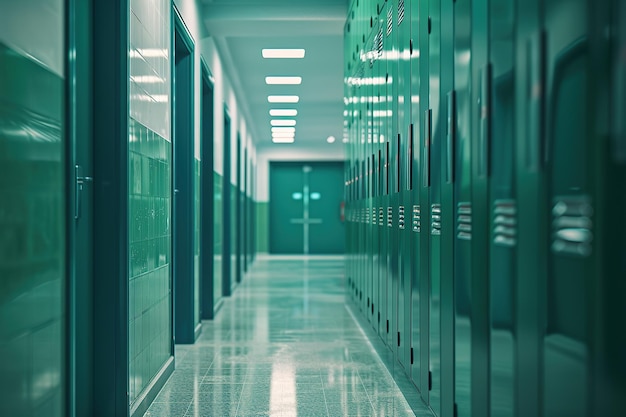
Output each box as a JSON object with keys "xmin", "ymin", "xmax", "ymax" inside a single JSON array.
[
  {"xmin": 452, "ymin": 0, "xmax": 473, "ymax": 413},
  {"xmin": 428, "ymin": 0, "xmax": 444, "ymax": 412},
  {"xmin": 488, "ymin": 0, "xmax": 517, "ymax": 415},
  {"xmin": 396, "ymin": 0, "xmax": 413, "ymax": 371},
  {"xmin": 543, "ymin": 0, "xmax": 591, "ymax": 415},
  {"xmin": 409, "ymin": 0, "xmax": 424, "ymax": 394}
]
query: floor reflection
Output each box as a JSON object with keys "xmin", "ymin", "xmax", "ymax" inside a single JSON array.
[{"xmin": 144, "ymin": 255, "xmax": 431, "ymax": 417}]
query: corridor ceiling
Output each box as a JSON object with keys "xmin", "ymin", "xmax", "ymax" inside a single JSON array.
[{"xmin": 200, "ymin": 0, "xmax": 349, "ymax": 152}]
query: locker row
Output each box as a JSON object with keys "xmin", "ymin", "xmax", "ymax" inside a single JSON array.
[{"xmin": 343, "ymin": 0, "xmax": 626, "ymax": 416}]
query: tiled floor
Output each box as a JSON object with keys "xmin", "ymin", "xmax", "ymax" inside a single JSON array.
[{"xmin": 144, "ymin": 256, "xmax": 433, "ymax": 417}]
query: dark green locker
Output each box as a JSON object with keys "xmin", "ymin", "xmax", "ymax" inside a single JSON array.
[
  {"xmin": 409, "ymin": 0, "xmax": 424, "ymax": 393},
  {"xmin": 543, "ymin": 0, "xmax": 590, "ymax": 414},
  {"xmin": 418, "ymin": 0, "xmax": 431, "ymax": 403},
  {"xmin": 453, "ymin": 0, "xmax": 473, "ymax": 413},
  {"xmin": 488, "ymin": 0, "xmax": 517, "ymax": 415},
  {"xmin": 396, "ymin": 0, "xmax": 413, "ymax": 372},
  {"xmin": 440, "ymin": 0, "xmax": 456, "ymax": 414},
  {"xmin": 428, "ymin": 0, "xmax": 443, "ymax": 412}
]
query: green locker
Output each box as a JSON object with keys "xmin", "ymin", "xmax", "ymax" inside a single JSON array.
[
  {"xmin": 428, "ymin": 0, "xmax": 443, "ymax": 412},
  {"xmin": 452, "ymin": 0, "xmax": 473, "ymax": 413},
  {"xmin": 409, "ymin": 0, "xmax": 424, "ymax": 393},
  {"xmin": 418, "ymin": 0, "xmax": 431, "ymax": 403},
  {"xmin": 488, "ymin": 0, "xmax": 517, "ymax": 415}
]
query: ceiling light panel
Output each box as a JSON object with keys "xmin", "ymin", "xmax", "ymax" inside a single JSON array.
[
  {"xmin": 270, "ymin": 109, "xmax": 298, "ymax": 117},
  {"xmin": 268, "ymin": 95, "xmax": 300, "ymax": 103},
  {"xmin": 271, "ymin": 119, "xmax": 297, "ymax": 127},
  {"xmin": 262, "ymin": 49, "xmax": 305, "ymax": 59},
  {"xmin": 272, "ymin": 137, "xmax": 296, "ymax": 143},
  {"xmin": 272, "ymin": 127, "xmax": 296, "ymax": 133},
  {"xmin": 265, "ymin": 76, "xmax": 302, "ymax": 85}
]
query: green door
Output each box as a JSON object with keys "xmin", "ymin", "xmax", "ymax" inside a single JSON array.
[{"xmin": 270, "ymin": 162, "xmax": 345, "ymax": 254}]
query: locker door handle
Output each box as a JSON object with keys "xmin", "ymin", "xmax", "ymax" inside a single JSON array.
[
  {"xmin": 446, "ymin": 91, "xmax": 456, "ymax": 183},
  {"xmin": 423, "ymin": 109, "xmax": 432, "ymax": 187},
  {"xmin": 75, "ymin": 164, "xmax": 93, "ymax": 220},
  {"xmin": 479, "ymin": 64, "xmax": 492, "ymax": 177},
  {"xmin": 526, "ymin": 32, "xmax": 546, "ymax": 171}
]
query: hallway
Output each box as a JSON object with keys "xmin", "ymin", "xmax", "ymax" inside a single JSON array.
[{"xmin": 144, "ymin": 257, "xmax": 432, "ymax": 417}]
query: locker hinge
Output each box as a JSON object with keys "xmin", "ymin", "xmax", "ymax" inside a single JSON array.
[
  {"xmin": 410, "ymin": 39, "xmax": 413, "ymax": 55},
  {"xmin": 428, "ymin": 17, "xmax": 432, "ymax": 34},
  {"xmin": 386, "ymin": 72, "xmax": 389, "ymax": 83},
  {"xmin": 454, "ymin": 403, "xmax": 458, "ymax": 417},
  {"xmin": 410, "ymin": 348, "xmax": 414, "ymax": 364},
  {"xmin": 429, "ymin": 371, "xmax": 432, "ymax": 390},
  {"xmin": 386, "ymin": 320, "xmax": 389, "ymax": 333},
  {"xmin": 378, "ymin": 311, "xmax": 381, "ymax": 323},
  {"xmin": 371, "ymin": 303, "xmax": 374, "ymax": 315},
  {"xmin": 397, "ymin": 332, "xmax": 401, "ymax": 347}
]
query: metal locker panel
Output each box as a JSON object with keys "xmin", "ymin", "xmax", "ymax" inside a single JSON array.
[
  {"xmin": 488, "ymin": 0, "xmax": 517, "ymax": 414},
  {"xmin": 453, "ymin": 0, "xmax": 473, "ymax": 413},
  {"xmin": 543, "ymin": 0, "xmax": 590, "ymax": 413},
  {"xmin": 428, "ymin": 0, "xmax": 443, "ymax": 413},
  {"xmin": 409, "ymin": 0, "xmax": 423, "ymax": 393}
]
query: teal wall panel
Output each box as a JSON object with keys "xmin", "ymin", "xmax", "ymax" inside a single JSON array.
[
  {"xmin": 0, "ymin": 42, "xmax": 65, "ymax": 417},
  {"xmin": 194, "ymin": 158, "xmax": 200, "ymax": 325},
  {"xmin": 256, "ymin": 202, "xmax": 269, "ymax": 253},
  {"xmin": 214, "ymin": 172, "xmax": 223, "ymax": 303},
  {"xmin": 128, "ymin": 119, "xmax": 172, "ymax": 403}
]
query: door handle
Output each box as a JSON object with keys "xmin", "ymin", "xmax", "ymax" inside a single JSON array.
[{"xmin": 75, "ymin": 164, "xmax": 93, "ymax": 220}]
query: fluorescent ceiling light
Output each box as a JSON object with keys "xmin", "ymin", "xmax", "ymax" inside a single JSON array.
[
  {"xmin": 268, "ymin": 95, "xmax": 300, "ymax": 103},
  {"xmin": 270, "ymin": 109, "xmax": 298, "ymax": 117},
  {"xmin": 262, "ymin": 49, "xmax": 305, "ymax": 59},
  {"xmin": 265, "ymin": 76, "xmax": 302, "ymax": 85},
  {"xmin": 271, "ymin": 119, "xmax": 297, "ymax": 127},
  {"xmin": 272, "ymin": 127, "xmax": 296, "ymax": 133},
  {"xmin": 272, "ymin": 137, "xmax": 296, "ymax": 143},
  {"xmin": 272, "ymin": 131, "xmax": 296, "ymax": 138},
  {"xmin": 327, "ymin": 136, "xmax": 336, "ymax": 144}
]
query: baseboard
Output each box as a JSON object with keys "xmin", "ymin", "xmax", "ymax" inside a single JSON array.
[{"xmin": 130, "ymin": 356, "xmax": 175, "ymax": 417}]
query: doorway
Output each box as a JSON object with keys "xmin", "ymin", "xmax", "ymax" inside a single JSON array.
[{"xmin": 269, "ymin": 161, "xmax": 345, "ymax": 254}]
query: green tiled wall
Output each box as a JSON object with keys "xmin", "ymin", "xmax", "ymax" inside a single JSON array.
[
  {"xmin": 194, "ymin": 158, "xmax": 200, "ymax": 325},
  {"xmin": 0, "ymin": 43, "xmax": 65, "ymax": 416},
  {"xmin": 128, "ymin": 119, "xmax": 172, "ymax": 403},
  {"xmin": 256, "ymin": 202, "xmax": 269, "ymax": 253},
  {"xmin": 214, "ymin": 172, "xmax": 223, "ymax": 304}
]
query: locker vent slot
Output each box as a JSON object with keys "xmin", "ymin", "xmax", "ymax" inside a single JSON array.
[
  {"xmin": 387, "ymin": 207, "xmax": 393, "ymax": 227},
  {"xmin": 551, "ymin": 195, "xmax": 593, "ymax": 257},
  {"xmin": 398, "ymin": 0, "xmax": 405, "ymax": 26},
  {"xmin": 493, "ymin": 199, "xmax": 517, "ymax": 247},
  {"xmin": 372, "ymin": 208, "xmax": 377, "ymax": 225},
  {"xmin": 413, "ymin": 205, "xmax": 421, "ymax": 232},
  {"xmin": 386, "ymin": 7, "xmax": 393, "ymax": 36},
  {"xmin": 457, "ymin": 202, "xmax": 472, "ymax": 240},
  {"xmin": 398, "ymin": 206, "xmax": 406, "ymax": 229},
  {"xmin": 431, "ymin": 204, "xmax": 442, "ymax": 235},
  {"xmin": 375, "ymin": 27, "xmax": 384, "ymax": 58},
  {"xmin": 379, "ymin": 207, "xmax": 384, "ymax": 226}
]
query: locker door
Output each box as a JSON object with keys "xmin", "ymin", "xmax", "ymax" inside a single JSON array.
[
  {"xmin": 396, "ymin": 0, "xmax": 413, "ymax": 370},
  {"xmin": 428, "ymin": 0, "xmax": 443, "ymax": 413},
  {"xmin": 488, "ymin": 0, "xmax": 517, "ymax": 415},
  {"xmin": 543, "ymin": 0, "xmax": 590, "ymax": 414},
  {"xmin": 453, "ymin": 0, "xmax": 473, "ymax": 414},
  {"xmin": 409, "ymin": 0, "xmax": 424, "ymax": 392}
]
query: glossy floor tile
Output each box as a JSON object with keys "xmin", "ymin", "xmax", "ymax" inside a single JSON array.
[{"xmin": 144, "ymin": 256, "xmax": 433, "ymax": 417}]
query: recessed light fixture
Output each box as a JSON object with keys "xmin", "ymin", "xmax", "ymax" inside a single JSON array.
[
  {"xmin": 262, "ymin": 49, "xmax": 306, "ymax": 59},
  {"xmin": 268, "ymin": 95, "xmax": 300, "ymax": 103},
  {"xmin": 273, "ymin": 133, "xmax": 296, "ymax": 140},
  {"xmin": 272, "ymin": 137, "xmax": 296, "ymax": 143},
  {"xmin": 271, "ymin": 119, "xmax": 297, "ymax": 127},
  {"xmin": 270, "ymin": 109, "xmax": 298, "ymax": 117},
  {"xmin": 327, "ymin": 136, "xmax": 336, "ymax": 144},
  {"xmin": 272, "ymin": 127, "xmax": 296, "ymax": 133},
  {"xmin": 265, "ymin": 76, "xmax": 302, "ymax": 85}
]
